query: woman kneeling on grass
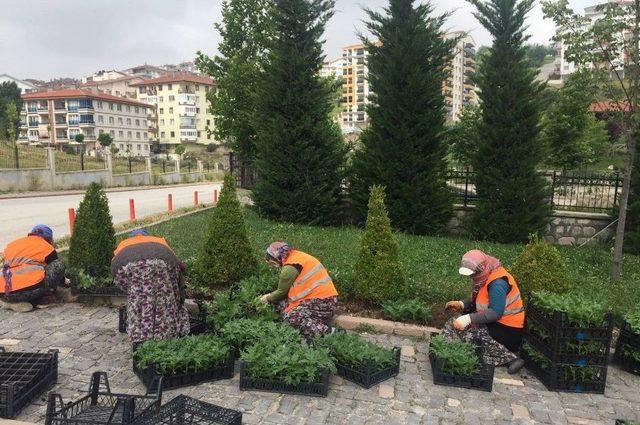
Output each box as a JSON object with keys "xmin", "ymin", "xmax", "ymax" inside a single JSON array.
[
  {"xmin": 444, "ymin": 249, "xmax": 526, "ymax": 374},
  {"xmin": 259, "ymin": 242, "xmax": 338, "ymax": 339},
  {"xmin": 112, "ymin": 229, "xmax": 190, "ymax": 345}
]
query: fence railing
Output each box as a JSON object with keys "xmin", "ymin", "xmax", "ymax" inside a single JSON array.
[
  {"xmin": 180, "ymin": 158, "xmax": 198, "ymax": 174},
  {"xmin": 112, "ymin": 157, "xmax": 147, "ymax": 175},
  {"xmin": 446, "ymin": 168, "xmax": 622, "ymax": 213},
  {"xmin": 150, "ymin": 157, "xmax": 176, "ymax": 174},
  {"xmin": 0, "ymin": 142, "xmax": 49, "ymax": 169},
  {"xmin": 55, "ymin": 149, "xmax": 106, "ymax": 172}
]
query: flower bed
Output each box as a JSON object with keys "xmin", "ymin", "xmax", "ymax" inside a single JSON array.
[
  {"xmin": 69, "ymin": 270, "xmax": 123, "ymax": 298},
  {"xmin": 0, "ymin": 348, "xmax": 58, "ymax": 419},
  {"xmin": 133, "ymin": 395, "xmax": 242, "ymax": 425},
  {"xmin": 119, "ymin": 303, "xmax": 207, "ymax": 336},
  {"xmin": 133, "ymin": 335, "xmax": 234, "ymax": 391},
  {"xmin": 428, "ymin": 334, "xmax": 494, "ymax": 392},
  {"xmin": 614, "ymin": 320, "xmax": 640, "ymax": 376},
  {"xmin": 44, "ymin": 371, "xmax": 161, "ymax": 425}
]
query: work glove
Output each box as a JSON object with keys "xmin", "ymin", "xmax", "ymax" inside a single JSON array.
[
  {"xmin": 445, "ymin": 300, "xmax": 464, "ymax": 312},
  {"xmin": 259, "ymin": 294, "xmax": 270, "ymax": 304},
  {"xmin": 453, "ymin": 314, "xmax": 472, "ymax": 331}
]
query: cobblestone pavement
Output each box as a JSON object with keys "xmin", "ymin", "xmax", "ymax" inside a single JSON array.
[{"xmin": 1, "ymin": 303, "xmax": 639, "ymax": 425}]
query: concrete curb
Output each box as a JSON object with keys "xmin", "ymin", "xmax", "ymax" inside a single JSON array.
[{"xmin": 332, "ymin": 314, "xmax": 440, "ymax": 337}]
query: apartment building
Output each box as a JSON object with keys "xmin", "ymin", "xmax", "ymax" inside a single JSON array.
[
  {"xmin": 131, "ymin": 73, "xmax": 216, "ymax": 151},
  {"xmin": 80, "ymin": 75, "xmax": 147, "ymax": 99},
  {"xmin": 341, "ymin": 44, "xmax": 371, "ymax": 132},
  {"xmin": 443, "ymin": 32, "xmax": 478, "ymax": 122},
  {"xmin": 0, "ymin": 74, "xmax": 37, "ymax": 93},
  {"xmin": 321, "ymin": 57, "xmax": 346, "ymax": 79},
  {"xmin": 19, "ymin": 89, "xmax": 153, "ymax": 156}
]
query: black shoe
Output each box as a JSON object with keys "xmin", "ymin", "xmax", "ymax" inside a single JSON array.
[{"xmin": 508, "ymin": 358, "xmax": 525, "ymax": 374}]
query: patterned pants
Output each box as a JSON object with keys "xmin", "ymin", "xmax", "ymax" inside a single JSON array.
[
  {"xmin": 277, "ymin": 296, "xmax": 338, "ymax": 340},
  {"xmin": 442, "ymin": 316, "xmax": 517, "ymax": 366},
  {"xmin": 5, "ymin": 259, "xmax": 66, "ymax": 303}
]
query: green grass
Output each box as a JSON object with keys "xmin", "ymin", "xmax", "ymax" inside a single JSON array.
[{"xmin": 143, "ymin": 208, "xmax": 640, "ymax": 318}]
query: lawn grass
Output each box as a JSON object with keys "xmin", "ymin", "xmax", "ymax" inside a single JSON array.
[{"xmin": 144, "ymin": 208, "xmax": 640, "ymax": 320}]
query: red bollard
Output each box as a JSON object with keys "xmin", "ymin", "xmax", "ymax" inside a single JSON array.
[
  {"xmin": 194, "ymin": 191, "xmax": 199, "ymax": 207},
  {"xmin": 68, "ymin": 208, "xmax": 76, "ymax": 235},
  {"xmin": 168, "ymin": 194, "xmax": 173, "ymax": 212},
  {"xmin": 214, "ymin": 189, "xmax": 218, "ymax": 204},
  {"xmin": 129, "ymin": 199, "xmax": 136, "ymax": 221}
]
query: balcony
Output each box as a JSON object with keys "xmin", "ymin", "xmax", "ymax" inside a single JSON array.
[
  {"xmin": 28, "ymin": 121, "xmax": 38, "ymax": 127},
  {"xmin": 54, "ymin": 102, "xmax": 66, "ymax": 110},
  {"xmin": 68, "ymin": 120, "xmax": 80, "ymax": 126},
  {"xmin": 79, "ymin": 120, "xmax": 95, "ymax": 126},
  {"xmin": 178, "ymin": 94, "xmax": 196, "ymax": 105},
  {"xmin": 180, "ymin": 125, "xmax": 197, "ymax": 130},
  {"xmin": 27, "ymin": 106, "xmax": 37, "ymax": 113},
  {"xmin": 37, "ymin": 105, "xmax": 48, "ymax": 111},
  {"xmin": 178, "ymin": 88, "xmax": 195, "ymax": 94},
  {"xmin": 55, "ymin": 120, "xmax": 67, "ymax": 126}
]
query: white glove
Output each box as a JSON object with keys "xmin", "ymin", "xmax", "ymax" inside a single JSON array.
[{"xmin": 453, "ymin": 314, "xmax": 472, "ymax": 331}]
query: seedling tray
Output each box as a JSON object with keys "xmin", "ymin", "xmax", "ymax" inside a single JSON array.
[
  {"xmin": 119, "ymin": 304, "xmax": 207, "ymax": 335},
  {"xmin": 522, "ymin": 348, "xmax": 607, "ymax": 394},
  {"xmin": 428, "ymin": 351, "xmax": 494, "ymax": 392},
  {"xmin": 239, "ymin": 360, "xmax": 330, "ymax": 397},
  {"xmin": 614, "ymin": 322, "xmax": 640, "ymax": 376},
  {"xmin": 523, "ymin": 331, "xmax": 609, "ymax": 367},
  {"xmin": 134, "ymin": 351, "xmax": 234, "ymax": 391},
  {"xmin": 335, "ymin": 347, "xmax": 401, "ymax": 389},
  {"xmin": 526, "ymin": 303, "xmax": 613, "ymax": 342},
  {"xmin": 0, "ymin": 348, "xmax": 58, "ymax": 418},
  {"xmin": 133, "ymin": 395, "xmax": 242, "ymax": 425},
  {"xmin": 44, "ymin": 371, "xmax": 162, "ymax": 425}
]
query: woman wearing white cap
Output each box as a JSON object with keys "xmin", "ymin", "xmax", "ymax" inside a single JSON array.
[{"xmin": 442, "ymin": 249, "xmax": 525, "ymax": 374}]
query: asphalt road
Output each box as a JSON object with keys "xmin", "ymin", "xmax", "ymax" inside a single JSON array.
[{"xmin": 0, "ymin": 183, "xmax": 222, "ymax": 249}]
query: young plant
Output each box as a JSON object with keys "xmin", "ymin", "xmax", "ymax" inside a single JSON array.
[
  {"xmin": 73, "ymin": 269, "xmax": 113, "ymax": 290},
  {"xmin": 135, "ymin": 335, "xmax": 230, "ymax": 375},
  {"xmin": 531, "ymin": 291, "xmax": 609, "ymax": 328},
  {"xmin": 314, "ymin": 332, "xmax": 396, "ymax": 372},
  {"xmin": 204, "ymin": 290, "xmax": 243, "ymax": 330},
  {"xmin": 220, "ymin": 318, "xmax": 301, "ymax": 352},
  {"xmin": 381, "ymin": 299, "xmax": 431, "ymax": 324},
  {"xmin": 241, "ymin": 339, "xmax": 336, "ymax": 385},
  {"xmin": 624, "ymin": 306, "xmax": 640, "ymax": 335},
  {"xmin": 429, "ymin": 334, "xmax": 478, "ymax": 376},
  {"xmin": 522, "ymin": 342, "xmax": 551, "ymax": 369}
]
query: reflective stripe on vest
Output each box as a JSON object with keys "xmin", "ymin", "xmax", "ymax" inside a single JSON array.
[
  {"xmin": 474, "ymin": 267, "xmax": 525, "ymax": 329},
  {"xmin": 113, "ymin": 235, "xmax": 172, "ymax": 257},
  {"xmin": 2, "ymin": 236, "xmax": 53, "ymax": 294},
  {"xmin": 284, "ymin": 250, "xmax": 338, "ymax": 313}
]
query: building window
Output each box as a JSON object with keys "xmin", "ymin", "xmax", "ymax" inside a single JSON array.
[
  {"xmin": 195, "ymin": 84, "xmax": 199, "ymax": 91},
  {"xmin": 144, "ymin": 132, "xmax": 148, "ymax": 140},
  {"xmin": 160, "ymin": 119, "xmax": 165, "ymax": 125},
  {"xmin": 110, "ymin": 130, "xmax": 115, "ymax": 137},
  {"xmin": 196, "ymin": 107, "xmax": 200, "ymax": 113},
  {"xmin": 126, "ymin": 105, "xmax": 130, "ymax": 112},
  {"xmin": 109, "ymin": 117, "xmax": 114, "ymax": 124},
  {"xmin": 109, "ymin": 103, "xmax": 114, "ymax": 110},
  {"xmin": 207, "ymin": 133, "xmax": 211, "ymax": 140},
  {"xmin": 99, "ymin": 129, "xmax": 104, "ymax": 135},
  {"xmin": 119, "ymin": 130, "xmax": 124, "ymax": 138},
  {"xmin": 139, "ymin": 87, "xmax": 146, "ymax": 94},
  {"xmin": 159, "ymin": 96, "xmax": 164, "ymax": 102},
  {"xmin": 159, "ymin": 108, "xmax": 164, "ymax": 114},
  {"xmin": 137, "ymin": 144, "xmax": 141, "ymax": 150},
  {"xmin": 197, "ymin": 131, "xmax": 201, "ymax": 137},
  {"xmin": 119, "ymin": 143, "xmax": 124, "ymax": 149},
  {"xmin": 169, "ymin": 107, "xmax": 173, "ymax": 114},
  {"xmin": 168, "ymin": 83, "xmax": 172, "ymax": 90},
  {"xmin": 135, "ymin": 119, "xmax": 140, "ymax": 126},
  {"xmin": 170, "ymin": 119, "xmax": 175, "ymax": 125},
  {"xmin": 170, "ymin": 131, "xmax": 175, "ymax": 137},
  {"xmin": 126, "ymin": 118, "xmax": 131, "ymax": 126},
  {"xmin": 135, "ymin": 107, "xmax": 139, "ymax": 113},
  {"xmin": 206, "ymin": 119, "xmax": 210, "ymax": 126},
  {"xmin": 97, "ymin": 101, "xmax": 103, "ymax": 109},
  {"xmin": 127, "ymin": 131, "xmax": 132, "ymax": 138},
  {"xmin": 117, "ymin": 104, "xmax": 122, "ymax": 111},
  {"xmin": 158, "ymin": 84, "xmax": 163, "ymax": 91},
  {"xmin": 98, "ymin": 115, "xmax": 104, "ymax": 124},
  {"xmin": 136, "ymin": 132, "xmax": 141, "ymax": 139},
  {"xmin": 161, "ymin": 131, "xmax": 166, "ymax": 138},
  {"xmin": 169, "ymin": 95, "xmax": 175, "ymax": 102},
  {"xmin": 118, "ymin": 117, "xmax": 123, "ymax": 125}
]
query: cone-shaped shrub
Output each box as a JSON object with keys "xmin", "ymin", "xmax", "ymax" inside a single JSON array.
[
  {"xmin": 195, "ymin": 173, "xmax": 258, "ymax": 292},
  {"xmin": 354, "ymin": 185, "xmax": 407, "ymax": 305},
  {"xmin": 511, "ymin": 234, "xmax": 571, "ymax": 296},
  {"xmin": 68, "ymin": 182, "xmax": 116, "ymax": 278}
]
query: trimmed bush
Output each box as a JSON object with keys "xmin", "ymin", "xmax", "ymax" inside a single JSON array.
[
  {"xmin": 512, "ymin": 234, "xmax": 571, "ymax": 296},
  {"xmin": 195, "ymin": 173, "xmax": 258, "ymax": 293},
  {"xmin": 68, "ymin": 182, "xmax": 116, "ymax": 278},
  {"xmin": 354, "ymin": 185, "xmax": 407, "ymax": 305}
]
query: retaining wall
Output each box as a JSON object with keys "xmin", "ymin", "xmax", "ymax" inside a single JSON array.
[
  {"xmin": 0, "ymin": 168, "xmax": 53, "ymax": 191},
  {"xmin": 112, "ymin": 172, "xmax": 151, "ymax": 187}
]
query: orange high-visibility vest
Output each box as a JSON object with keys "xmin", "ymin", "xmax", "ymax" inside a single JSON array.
[
  {"xmin": 2, "ymin": 236, "xmax": 54, "ymax": 293},
  {"xmin": 113, "ymin": 235, "xmax": 172, "ymax": 257},
  {"xmin": 284, "ymin": 250, "xmax": 338, "ymax": 313},
  {"xmin": 475, "ymin": 267, "xmax": 525, "ymax": 329}
]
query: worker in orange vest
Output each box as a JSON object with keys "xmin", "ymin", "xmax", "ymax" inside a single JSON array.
[
  {"xmin": 259, "ymin": 242, "xmax": 338, "ymax": 339},
  {"xmin": 444, "ymin": 249, "xmax": 525, "ymax": 374},
  {"xmin": 1, "ymin": 225, "xmax": 65, "ymax": 313}
]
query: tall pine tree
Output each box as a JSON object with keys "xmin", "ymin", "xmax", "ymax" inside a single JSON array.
[
  {"xmin": 253, "ymin": 0, "xmax": 346, "ymax": 225},
  {"xmin": 350, "ymin": 0, "xmax": 455, "ymax": 235},
  {"xmin": 469, "ymin": 0, "xmax": 550, "ymax": 243}
]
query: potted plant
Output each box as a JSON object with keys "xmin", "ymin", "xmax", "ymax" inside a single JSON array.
[
  {"xmin": 614, "ymin": 307, "xmax": 640, "ymax": 376},
  {"xmin": 314, "ymin": 332, "xmax": 400, "ymax": 388},
  {"xmin": 219, "ymin": 318, "xmax": 301, "ymax": 359}
]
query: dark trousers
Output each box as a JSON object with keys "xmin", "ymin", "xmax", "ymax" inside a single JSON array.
[
  {"xmin": 5, "ymin": 259, "xmax": 65, "ymax": 303},
  {"xmin": 487, "ymin": 322, "xmax": 523, "ymax": 353}
]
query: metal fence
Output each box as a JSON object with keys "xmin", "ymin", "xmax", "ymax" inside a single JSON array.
[
  {"xmin": 228, "ymin": 152, "xmax": 257, "ymax": 189},
  {"xmin": 55, "ymin": 148, "xmax": 106, "ymax": 172},
  {"xmin": 446, "ymin": 168, "xmax": 622, "ymax": 213},
  {"xmin": 150, "ymin": 157, "xmax": 176, "ymax": 174},
  {"xmin": 112, "ymin": 156, "xmax": 147, "ymax": 175},
  {"xmin": 180, "ymin": 157, "xmax": 198, "ymax": 174},
  {"xmin": 0, "ymin": 142, "xmax": 48, "ymax": 169}
]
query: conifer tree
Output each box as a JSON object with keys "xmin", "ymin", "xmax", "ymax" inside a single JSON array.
[
  {"xmin": 624, "ymin": 149, "xmax": 640, "ymax": 255},
  {"xmin": 252, "ymin": 0, "xmax": 346, "ymax": 225},
  {"xmin": 350, "ymin": 0, "xmax": 455, "ymax": 235}
]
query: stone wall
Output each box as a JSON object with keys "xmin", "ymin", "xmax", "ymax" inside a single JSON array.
[{"xmin": 446, "ymin": 205, "xmax": 614, "ymax": 246}]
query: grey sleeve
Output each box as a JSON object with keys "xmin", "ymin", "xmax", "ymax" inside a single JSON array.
[
  {"xmin": 462, "ymin": 297, "xmax": 474, "ymax": 313},
  {"xmin": 470, "ymin": 309, "xmax": 500, "ymax": 324}
]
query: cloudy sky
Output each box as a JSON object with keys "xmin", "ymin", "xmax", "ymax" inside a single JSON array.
[{"xmin": 1, "ymin": 0, "xmax": 592, "ymax": 81}]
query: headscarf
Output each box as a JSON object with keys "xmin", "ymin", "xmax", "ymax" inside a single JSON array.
[
  {"xmin": 266, "ymin": 242, "xmax": 292, "ymax": 265},
  {"xmin": 29, "ymin": 224, "xmax": 53, "ymax": 244},
  {"xmin": 460, "ymin": 249, "xmax": 502, "ymax": 300},
  {"xmin": 129, "ymin": 229, "xmax": 149, "ymax": 238}
]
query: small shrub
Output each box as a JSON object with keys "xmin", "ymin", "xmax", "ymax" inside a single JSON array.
[
  {"xmin": 354, "ymin": 185, "xmax": 407, "ymax": 305},
  {"xmin": 220, "ymin": 318, "xmax": 301, "ymax": 352},
  {"xmin": 242, "ymin": 339, "xmax": 336, "ymax": 385},
  {"xmin": 530, "ymin": 291, "xmax": 608, "ymax": 328},
  {"xmin": 68, "ymin": 182, "xmax": 116, "ymax": 278},
  {"xmin": 381, "ymin": 299, "xmax": 431, "ymax": 324},
  {"xmin": 195, "ymin": 173, "xmax": 258, "ymax": 291},
  {"xmin": 511, "ymin": 234, "xmax": 571, "ymax": 296},
  {"xmin": 314, "ymin": 332, "xmax": 395, "ymax": 372},
  {"xmin": 625, "ymin": 306, "xmax": 640, "ymax": 334},
  {"xmin": 429, "ymin": 334, "xmax": 478, "ymax": 376},
  {"xmin": 135, "ymin": 335, "xmax": 230, "ymax": 374}
]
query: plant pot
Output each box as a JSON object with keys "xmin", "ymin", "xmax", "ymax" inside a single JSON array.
[
  {"xmin": 335, "ymin": 347, "xmax": 401, "ymax": 389},
  {"xmin": 614, "ymin": 321, "xmax": 640, "ymax": 376},
  {"xmin": 133, "ymin": 395, "xmax": 242, "ymax": 425},
  {"xmin": 238, "ymin": 360, "xmax": 330, "ymax": 397},
  {"xmin": 428, "ymin": 351, "xmax": 494, "ymax": 392},
  {"xmin": 0, "ymin": 348, "xmax": 58, "ymax": 419}
]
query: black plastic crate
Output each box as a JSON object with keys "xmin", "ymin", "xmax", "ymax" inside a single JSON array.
[
  {"xmin": 522, "ymin": 347, "xmax": 607, "ymax": 394},
  {"xmin": 0, "ymin": 348, "xmax": 58, "ymax": 418},
  {"xmin": 133, "ymin": 395, "xmax": 242, "ymax": 425},
  {"xmin": 428, "ymin": 351, "xmax": 494, "ymax": 392},
  {"xmin": 335, "ymin": 347, "xmax": 400, "ymax": 389},
  {"xmin": 614, "ymin": 322, "xmax": 640, "ymax": 376},
  {"xmin": 523, "ymin": 330, "xmax": 609, "ymax": 367},
  {"xmin": 45, "ymin": 371, "xmax": 162, "ymax": 425},
  {"xmin": 134, "ymin": 351, "xmax": 234, "ymax": 391},
  {"xmin": 526, "ymin": 303, "xmax": 613, "ymax": 342},
  {"xmin": 119, "ymin": 303, "xmax": 207, "ymax": 335},
  {"xmin": 239, "ymin": 360, "xmax": 330, "ymax": 397}
]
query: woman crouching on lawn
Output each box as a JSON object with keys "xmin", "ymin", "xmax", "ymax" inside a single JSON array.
[
  {"xmin": 259, "ymin": 241, "xmax": 338, "ymax": 339},
  {"xmin": 444, "ymin": 249, "xmax": 526, "ymax": 374}
]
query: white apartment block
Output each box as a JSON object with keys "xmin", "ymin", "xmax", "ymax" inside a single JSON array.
[
  {"xmin": 321, "ymin": 57, "xmax": 346, "ymax": 79},
  {"xmin": 340, "ymin": 44, "xmax": 371, "ymax": 133},
  {"xmin": 132, "ymin": 73, "xmax": 217, "ymax": 151},
  {"xmin": 19, "ymin": 89, "xmax": 153, "ymax": 157},
  {"xmin": 444, "ymin": 31, "xmax": 478, "ymax": 122},
  {"xmin": 0, "ymin": 74, "xmax": 37, "ymax": 93}
]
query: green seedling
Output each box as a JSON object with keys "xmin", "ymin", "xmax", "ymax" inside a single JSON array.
[
  {"xmin": 429, "ymin": 334, "xmax": 478, "ymax": 376},
  {"xmin": 314, "ymin": 332, "xmax": 395, "ymax": 373}
]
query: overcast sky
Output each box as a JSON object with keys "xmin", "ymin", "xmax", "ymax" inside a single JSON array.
[{"xmin": 1, "ymin": 0, "xmax": 592, "ymax": 81}]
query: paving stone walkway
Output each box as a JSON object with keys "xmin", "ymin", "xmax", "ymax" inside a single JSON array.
[{"xmin": 1, "ymin": 303, "xmax": 639, "ymax": 425}]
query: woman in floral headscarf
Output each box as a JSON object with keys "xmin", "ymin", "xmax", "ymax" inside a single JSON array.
[
  {"xmin": 259, "ymin": 242, "xmax": 338, "ymax": 339},
  {"xmin": 443, "ymin": 249, "xmax": 526, "ymax": 374}
]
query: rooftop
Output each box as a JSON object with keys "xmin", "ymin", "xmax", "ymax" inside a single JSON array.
[
  {"xmin": 22, "ymin": 89, "xmax": 152, "ymax": 108},
  {"xmin": 129, "ymin": 72, "xmax": 213, "ymax": 87}
]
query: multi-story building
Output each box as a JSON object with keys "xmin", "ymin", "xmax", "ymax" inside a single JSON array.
[
  {"xmin": 122, "ymin": 64, "xmax": 168, "ymax": 80},
  {"xmin": 19, "ymin": 89, "xmax": 154, "ymax": 157},
  {"xmin": 321, "ymin": 57, "xmax": 346, "ymax": 79},
  {"xmin": 443, "ymin": 31, "xmax": 478, "ymax": 122},
  {"xmin": 340, "ymin": 44, "xmax": 371, "ymax": 132},
  {"xmin": 81, "ymin": 70, "xmax": 128, "ymax": 84},
  {"xmin": 0, "ymin": 74, "xmax": 37, "ymax": 93},
  {"xmin": 80, "ymin": 75, "xmax": 148, "ymax": 99},
  {"xmin": 131, "ymin": 73, "xmax": 216, "ymax": 151}
]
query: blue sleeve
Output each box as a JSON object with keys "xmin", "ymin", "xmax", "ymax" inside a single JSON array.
[{"xmin": 487, "ymin": 278, "xmax": 510, "ymax": 318}]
